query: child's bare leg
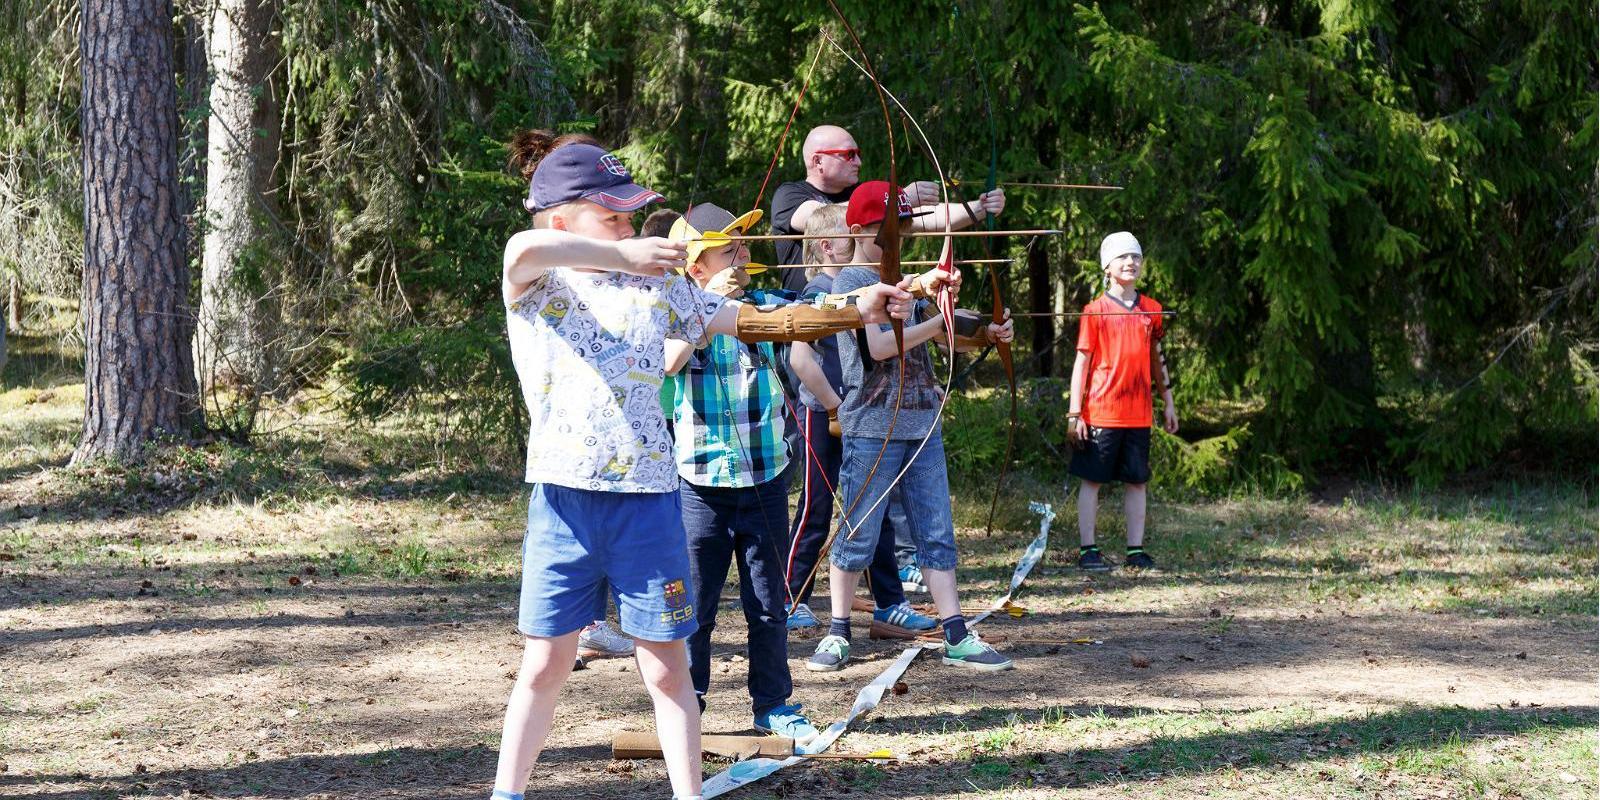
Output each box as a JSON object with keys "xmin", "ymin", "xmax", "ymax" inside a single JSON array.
[
  {"xmin": 921, "ymin": 567, "xmax": 960, "ymax": 620},
  {"xmin": 634, "ymin": 637, "xmax": 703, "ymax": 797},
  {"xmin": 1077, "ymin": 480, "xmax": 1102, "ymax": 547},
  {"xmin": 1124, "ymin": 482, "xmax": 1147, "ymax": 547},
  {"xmin": 493, "ymin": 631, "xmax": 580, "ymax": 794},
  {"xmin": 829, "ymin": 564, "xmax": 864, "ymax": 623}
]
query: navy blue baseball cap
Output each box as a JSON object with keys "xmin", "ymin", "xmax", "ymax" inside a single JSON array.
[{"xmin": 526, "ymin": 143, "xmax": 664, "ymax": 213}]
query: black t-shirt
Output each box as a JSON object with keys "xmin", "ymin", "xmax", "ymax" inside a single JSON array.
[{"xmin": 770, "ymin": 180, "xmax": 856, "ymax": 293}]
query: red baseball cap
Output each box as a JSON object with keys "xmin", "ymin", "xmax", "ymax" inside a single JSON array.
[{"xmin": 845, "ymin": 180, "xmax": 920, "ymax": 228}]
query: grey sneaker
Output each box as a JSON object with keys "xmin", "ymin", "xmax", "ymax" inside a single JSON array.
[
  {"xmin": 942, "ymin": 633, "xmax": 1014, "ymax": 672},
  {"xmin": 577, "ymin": 620, "xmax": 635, "ymax": 659},
  {"xmin": 806, "ymin": 635, "xmax": 851, "ymax": 672}
]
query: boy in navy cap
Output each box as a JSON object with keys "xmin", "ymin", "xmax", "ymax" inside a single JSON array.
[{"xmin": 490, "ymin": 132, "xmax": 929, "ymax": 800}]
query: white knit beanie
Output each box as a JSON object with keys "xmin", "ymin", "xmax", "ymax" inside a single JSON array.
[{"xmin": 1099, "ymin": 231, "xmax": 1142, "ymax": 269}]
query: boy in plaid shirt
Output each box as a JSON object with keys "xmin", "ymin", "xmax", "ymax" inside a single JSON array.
[{"xmin": 664, "ymin": 202, "xmax": 948, "ymax": 743}]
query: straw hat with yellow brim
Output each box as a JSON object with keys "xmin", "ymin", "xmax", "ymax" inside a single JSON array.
[{"xmin": 669, "ymin": 204, "xmax": 768, "ymax": 274}]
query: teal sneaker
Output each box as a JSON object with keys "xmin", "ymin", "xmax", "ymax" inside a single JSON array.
[
  {"xmin": 806, "ymin": 634, "xmax": 851, "ymax": 672},
  {"xmin": 787, "ymin": 603, "xmax": 820, "ymax": 630},
  {"xmin": 873, "ymin": 601, "xmax": 937, "ymax": 631},
  {"xmin": 754, "ymin": 703, "xmax": 820, "ymax": 745},
  {"xmin": 942, "ymin": 633, "xmax": 1013, "ymax": 672}
]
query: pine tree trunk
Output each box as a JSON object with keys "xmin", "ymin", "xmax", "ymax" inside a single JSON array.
[
  {"xmin": 177, "ymin": 7, "xmax": 208, "ymax": 283},
  {"xmin": 197, "ymin": 0, "xmax": 280, "ymax": 396},
  {"xmin": 5, "ymin": 275, "xmax": 19, "ymax": 332},
  {"xmin": 1027, "ymin": 238, "xmax": 1054, "ymax": 377},
  {"xmin": 74, "ymin": 0, "xmax": 199, "ymax": 464}
]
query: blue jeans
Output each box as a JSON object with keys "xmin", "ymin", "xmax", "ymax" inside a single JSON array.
[
  {"xmin": 832, "ymin": 435, "xmax": 958, "ymax": 572},
  {"xmin": 786, "ymin": 405, "xmax": 909, "ymax": 607},
  {"xmin": 681, "ymin": 479, "xmax": 793, "ymax": 715}
]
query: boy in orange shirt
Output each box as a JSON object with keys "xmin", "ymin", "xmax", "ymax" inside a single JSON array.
[{"xmin": 1068, "ymin": 231, "xmax": 1178, "ymax": 571}]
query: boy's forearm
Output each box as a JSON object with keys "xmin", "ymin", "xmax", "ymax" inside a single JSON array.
[
  {"xmin": 865, "ymin": 315, "xmax": 943, "ymax": 360},
  {"xmin": 789, "ymin": 349, "xmax": 843, "ymax": 409},
  {"xmin": 1068, "ymin": 353, "xmax": 1089, "ymax": 413}
]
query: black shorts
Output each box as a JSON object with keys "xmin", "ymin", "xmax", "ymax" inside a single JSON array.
[{"xmin": 1069, "ymin": 426, "xmax": 1152, "ymax": 485}]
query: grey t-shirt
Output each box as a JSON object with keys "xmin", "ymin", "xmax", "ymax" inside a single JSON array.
[
  {"xmin": 796, "ymin": 273, "xmax": 847, "ymax": 412},
  {"xmin": 833, "ymin": 266, "xmax": 943, "ymax": 440}
]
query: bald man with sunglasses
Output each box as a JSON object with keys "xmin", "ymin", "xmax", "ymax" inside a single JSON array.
[{"xmin": 769, "ymin": 125, "xmax": 1006, "ymax": 293}]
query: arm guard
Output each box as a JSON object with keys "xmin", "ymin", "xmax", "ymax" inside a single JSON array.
[
  {"xmin": 734, "ymin": 298, "xmax": 863, "ymax": 343},
  {"xmin": 951, "ymin": 309, "xmax": 992, "ymax": 350}
]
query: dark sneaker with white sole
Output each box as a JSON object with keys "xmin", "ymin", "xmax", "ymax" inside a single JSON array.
[
  {"xmin": 1078, "ymin": 548, "xmax": 1113, "ymax": 572},
  {"xmin": 1124, "ymin": 550, "xmax": 1156, "ymax": 569}
]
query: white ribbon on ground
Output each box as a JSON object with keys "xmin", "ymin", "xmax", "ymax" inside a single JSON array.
[{"xmin": 699, "ymin": 502, "xmax": 1056, "ymax": 798}]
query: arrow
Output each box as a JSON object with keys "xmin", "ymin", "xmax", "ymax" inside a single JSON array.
[
  {"xmin": 688, "ymin": 229, "xmax": 1062, "ymax": 243},
  {"xmin": 1011, "ymin": 310, "xmax": 1177, "ymax": 318},
  {"xmin": 754, "ymin": 257, "xmax": 1016, "ymax": 270},
  {"xmin": 1002, "ymin": 182, "xmax": 1124, "ymax": 191}
]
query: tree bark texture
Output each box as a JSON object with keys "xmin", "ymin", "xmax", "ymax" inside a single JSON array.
[
  {"xmin": 6, "ymin": 275, "xmax": 19, "ymax": 331},
  {"xmin": 197, "ymin": 0, "xmax": 280, "ymax": 395},
  {"xmin": 1027, "ymin": 238, "xmax": 1054, "ymax": 377},
  {"xmin": 75, "ymin": 0, "xmax": 199, "ymax": 463}
]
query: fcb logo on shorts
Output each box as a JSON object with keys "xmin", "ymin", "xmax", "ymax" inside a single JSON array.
[
  {"xmin": 597, "ymin": 153, "xmax": 630, "ymax": 178},
  {"xmin": 663, "ymin": 579, "xmax": 688, "ymax": 609}
]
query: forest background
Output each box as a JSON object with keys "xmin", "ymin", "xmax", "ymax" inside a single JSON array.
[{"xmin": 1, "ymin": 0, "xmax": 1595, "ymax": 490}]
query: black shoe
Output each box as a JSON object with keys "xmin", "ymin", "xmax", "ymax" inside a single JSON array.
[
  {"xmin": 1078, "ymin": 549, "xmax": 1113, "ymax": 572},
  {"xmin": 1125, "ymin": 551, "xmax": 1156, "ymax": 569}
]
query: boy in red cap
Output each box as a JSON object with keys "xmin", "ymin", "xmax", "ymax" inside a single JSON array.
[{"xmin": 807, "ymin": 180, "xmax": 1017, "ymax": 674}]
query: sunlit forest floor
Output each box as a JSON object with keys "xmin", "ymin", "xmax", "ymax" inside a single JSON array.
[{"xmin": 2, "ymin": 334, "xmax": 1596, "ymax": 800}]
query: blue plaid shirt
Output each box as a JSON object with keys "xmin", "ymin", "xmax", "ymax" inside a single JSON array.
[{"xmin": 671, "ymin": 288, "xmax": 806, "ymax": 488}]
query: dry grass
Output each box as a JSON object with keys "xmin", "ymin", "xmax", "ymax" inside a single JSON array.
[{"xmin": 0, "ymin": 372, "xmax": 1594, "ymax": 799}]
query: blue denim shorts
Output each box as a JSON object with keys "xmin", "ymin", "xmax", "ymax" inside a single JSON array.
[
  {"xmin": 830, "ymin": 436, "xmax": 958, "ymax": 572},
  {"xmin": 517, "ymin": 483, "xmax": 698, "ymax": 642}
]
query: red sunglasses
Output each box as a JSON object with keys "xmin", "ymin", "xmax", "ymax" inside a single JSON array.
[{"xmin": 814, "ymin": 147, "xmax": 862, "ymax": 162}]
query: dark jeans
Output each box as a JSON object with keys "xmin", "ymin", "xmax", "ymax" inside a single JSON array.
[
  {"xmin": 785, "ymin": 406, "xmax": 908, "ymax": 608},
  {"xmin": 682, "ymin": 478, "xmax": 792, "ymax": 716}
]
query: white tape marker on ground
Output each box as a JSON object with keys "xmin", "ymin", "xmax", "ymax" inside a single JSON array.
[{"xmin": 700, "ymin": 502, "xmax": 1055, "ymax": 798}]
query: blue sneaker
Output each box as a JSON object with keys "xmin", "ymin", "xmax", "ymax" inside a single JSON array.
[
  {"xmin": 873, "ymin": 601, "xmax": 936, "ymax": 631},
  {"xmin": 754, "ymin": 703, "xmax": 820, "ymax": 745},
  {"xmin": 898, "ymin": 564, "xmax": 927, "ymax": 593},
  {"xmin": 786, "ymin": 603, "xmax": 820, "ymax": 630}
]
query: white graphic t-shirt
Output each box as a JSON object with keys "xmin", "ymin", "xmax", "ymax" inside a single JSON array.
[{"xmin": 507, "ymin": 268, "xmax": 727, "ymax": 492}]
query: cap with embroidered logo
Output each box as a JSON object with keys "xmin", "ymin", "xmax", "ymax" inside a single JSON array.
[
  {"xmin": 527, "ymin": 143, "xmax": 664, "ymax": 213},
  {"xmin": 845, "ymin": 180, "xmax": 923, "ymax": 228}
]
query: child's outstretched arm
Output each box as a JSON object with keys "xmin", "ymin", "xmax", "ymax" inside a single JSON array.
[{"xmin": 503, "ymin": 230, "xmax": 687, "ymax": 301}]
